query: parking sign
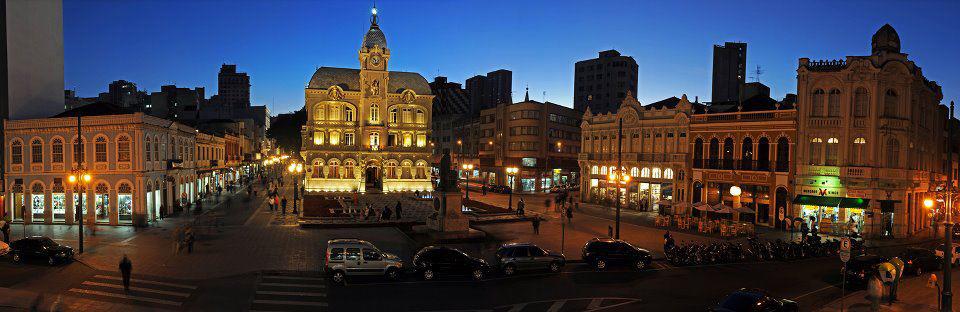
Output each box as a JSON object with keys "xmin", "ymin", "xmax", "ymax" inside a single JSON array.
[{"xmin": 840, "ymin": 237, "xmax": 851, "ymax": 262}]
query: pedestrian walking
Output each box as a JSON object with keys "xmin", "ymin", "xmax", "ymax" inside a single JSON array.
[
  {"xmin": 0, "ymin": 218, "xmax": 9, "ymax": 243},
  {"xmin": 608, "ymin": 225, "xmax": 613, "ymax": 238},
  {"xmin": 119, "ymin": 255, "xmax": 132, "ymax": 292},
  {"xmin": 544, "ymin": 198, "xmax": 551, "ymax": 213},
  {"xmin": 565, "ymin": 206, "xmax": 573, "ymax": 223},
  {"xmin": 517, "ymin": 197, "xmax": 526, "ymax": 216},
  {"xmin": 800, "ymin": 221, "xmax": 809, "ymax": 242},
  {"xmin": 532, "ymin": 217, "xmax": 540, "ymax": 234},
  {"xmin": 281, "ymin": 197, "xmax": 288, "ymax": 215},
  {"xmin": 383, "ymin": 205, "xmax": 392, "ymax": 220},
  {"xmin": 395, "ymin": 201, "xmax": 403, "ymax": 220}
]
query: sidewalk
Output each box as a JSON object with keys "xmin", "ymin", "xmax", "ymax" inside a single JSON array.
[{"xmin": 817, "ymin": 269, "xmax": 960, "ymax": 311}]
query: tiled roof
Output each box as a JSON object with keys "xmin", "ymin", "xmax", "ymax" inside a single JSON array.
[
  {"xmin": 52, "ymin": 102, "xmax": 135, "ymax": 118},
  {"xmin": 307, "ymin": 67, "xmax": 432, "ymax": 95}
]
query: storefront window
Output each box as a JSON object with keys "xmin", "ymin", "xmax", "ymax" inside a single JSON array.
[
  {"xmin": 52, "ymin": 193, "xmax": 66, "ymax": 222},
  {"xmin": 95, "ymin": 183, "xmax": 109, "ymax": 223},
  {"xmin": 73, "ymin": 186, "xmax": 87, "ymax": 222},
  {"xmin": 521, "ymin": 178, "xmax": 535, "ymax": 192},
  {"xmin": 119, "ymin": 183, "xmax": 133, "ymax": 223},
  {"xmin": 31, "ymin": 183, "xmax": 45, "ymax": 222}
]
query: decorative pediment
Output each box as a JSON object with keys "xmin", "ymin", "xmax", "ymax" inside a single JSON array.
[
  {"xmin": 327, "ymin": 86, "xmax": 345, "ymax": 101},
  {"xmin": 401, "ymin": 89, "xmax": 417, "ymax": 103}
]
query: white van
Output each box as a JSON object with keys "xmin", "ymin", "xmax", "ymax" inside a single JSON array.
[{"xmin": 325, "ymin": 239, "xmax": 403, "ymax": 284}]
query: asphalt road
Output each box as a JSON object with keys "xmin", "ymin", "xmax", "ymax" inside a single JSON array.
[{"xmin": 327, "ymin": 257, "xmax": 845, "ymax": 312}]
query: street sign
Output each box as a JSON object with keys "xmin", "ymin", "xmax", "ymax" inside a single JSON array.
[{"xmin": 840, "ymin": 237, "xmax": 851, "ymax": 262}]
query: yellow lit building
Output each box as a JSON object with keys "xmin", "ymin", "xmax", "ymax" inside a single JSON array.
[{"xmin": 300, "ymin": 8, "xmax": 434, "ymax": 193}]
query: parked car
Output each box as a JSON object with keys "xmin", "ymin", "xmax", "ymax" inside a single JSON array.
[
  {"xmin": 710, "ymin": 288, "xmax": 798, "ymax": 312},
  {"xmin": 934, "ymin": 243, "xmax": 960, "ymax": 266},
  {"xmin": 581, "ymin": 238, "xmax": 652, "ymax": 271},
  {"xmin": 495, "ymin": 243, "xmax": 565, "ymax": 276},
  {"xmin": 413, "ymin": 246, "xmax": 489, "ymax": 281},
  {"xmin": 324, "ymin": 239, "xmax": 403, "ymax": 284},
  {"xmin": 8, "ymin": 236, "xmax": 74, "ymax": 266},
  {"xmin": 898, "ymin": 247, "xmax": 940, "ymax": 276},
  {"xmin": 844, "ymin": 254, "xmax": 888, "ymax": 286}
]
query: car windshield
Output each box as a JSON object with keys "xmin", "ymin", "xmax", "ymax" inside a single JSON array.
[
  {"xmin": 718, "ymin": 293, "xmax": 757, "ymax": 311},
  {"xmin": 38, "ymin": 238, "xmax": 59, "ymax": 248}
]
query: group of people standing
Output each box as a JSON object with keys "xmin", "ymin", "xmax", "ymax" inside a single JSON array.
[{"xmin": 363, "ymin": 201, "xmax": 403, "ymax": 221}]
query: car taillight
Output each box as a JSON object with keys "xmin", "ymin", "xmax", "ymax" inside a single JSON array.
[{"xmin": 908, "ymin": 260, "xmax": 913, "ymax": 265}]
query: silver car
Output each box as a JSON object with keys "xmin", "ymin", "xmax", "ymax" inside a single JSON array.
[
  {"xmin": 495, "ymin": 243, "xmax": 565, "ymax": 276},
  {"xmin": 325, "ymin": 239, "xmax": 403, "ymax": 284}
]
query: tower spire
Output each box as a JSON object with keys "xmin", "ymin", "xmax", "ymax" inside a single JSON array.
[
  {"xmin": 370, "ymin": 3, "xmax": 378, "ymax": 25},
  {"xmin": 524, "ymin": 85, "xmax": 529, "ymax": 102}
]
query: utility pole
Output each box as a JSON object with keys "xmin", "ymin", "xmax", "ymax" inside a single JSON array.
[
  {"xmin": 943, "ymin": 100, "xmax": 954, "ymax": 312},
  {"xmin": 76, "ymin": 116, "xmax": 84, "ymax": 254},
  {"xmin": 615, "ymin": 118, "xmax": 623, "ymax": 239}
]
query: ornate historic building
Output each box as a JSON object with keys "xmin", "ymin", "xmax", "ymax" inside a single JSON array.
[
  {"xmin": 301, "ymin": 9, "xmax": 434, "ymax": 193},
  {"xmin": 579, "ymin": 94, "xmax": 696, "ymax": 211},
  {"xmin": 794, "ymin": 24, "xmax": 948, "ymax": 237}
]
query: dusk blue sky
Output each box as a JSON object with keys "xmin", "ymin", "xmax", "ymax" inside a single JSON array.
[{"xmin": 65, "ymin": 0, "xmax": 960, "ymax": 115}]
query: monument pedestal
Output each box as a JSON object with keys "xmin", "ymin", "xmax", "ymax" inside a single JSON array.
[{"xmin": 416, "ymin": 192, "xmax": 484, "ymax": 241}]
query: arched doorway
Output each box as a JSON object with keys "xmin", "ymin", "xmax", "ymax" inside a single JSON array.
[{"xmin": 365, "ymin": 166, "xmax": 382, "ymax": 193}]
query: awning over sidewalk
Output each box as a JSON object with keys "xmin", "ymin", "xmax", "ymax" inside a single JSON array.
[{"xmin": 793, "ymin": 195, "xmax": 870, "ymax": 208}]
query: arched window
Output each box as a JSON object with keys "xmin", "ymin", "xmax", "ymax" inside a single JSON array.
[
  {"xmin": 385, "ymin": 161, "xmax": 398, "ymax": 179},
  {"xmin": 416, "ymin": 109, "xmax": 425, "ymax": 124},
  {"xmin": 652, "ymin": 168, "xmax": 662, "ymax": 179},
  {"xmin": 885, "ymin": 137, "xmax": 900, "ymax": 167},
  {"xmin": 328, "ymin": 160, "xmax": 340, "ymax": 179},
  {"xmin": 854, "ymin": 87, "xmax": 869, "ymax": 117},
  {"xmin": 30, "ymin": 182, "xmax": 45, "ymax": 222},
  {"xmin": 370, "ymin": 132, "xmax": 380, "ymax": 150},
  {"xmin": 664, "ymin": 168, "xmax": 674, "ymax": 180},
  {"xmin": 52, "ymin": 138, "xmax": 64, "ymax": 163},
  {"xmin": 757, "ymin": 137, "xmax": 770, "ymax": 170},
  {"xmin": 11, "ymin": 139, "xmax": 23, "ymax": 164},
  {"xmin": 416, "ymin": 160, "xmax": 428, "ymax": 179},
  {"xmin": 312, "ymin": 159, "xmax": 325, "ymax": 178},
  {"xmin": 117, "ymin": 136, "xmax": 131, "ymax": 162},
  {"xmin": 402, "ymin": 133, "xmax": 412, "ymax": 147},
  {"xmin": 315, "ymin": 104, "xmax": 326, "ymax": 120},
  {"xmin": 827, "ymin": 89, "xmax": 841, "ymax": 117},
  {"xmin": 370, "ymin": 104, "xmax": 380, "ymax": 123},
  {"xmin": 812, "ymin": 89, "xmax": 825, "ymax": 117},
  {"xmin": 401, "ymin": 160, "xmax": 414, "ymax": 179},
  {"xmin": 345, "ymin": 106, "xmax": 355, "ymax": 122},
  {"xmin": 591, "ymin": 165, "xmax": 599, "ymax": 175},
  {"xmin": 630, "ymin": 167, "xmax": 639, "ymax": 177},
  {"xmin": 329, "ymin": 104, "xmax": 341, "ymax": 121},
  {"xmin": 852, "ymin": 137, "xmax": 866, "ymax": 165},
  {"xmin": 776, "ymin": 137, "xmax": 789, "ymax": 171},
  {"xmin": 31, "ymin": 138, "xmax": 43, "ymax": 164},
  {"xmin": 389, "ymin": 107, "xmax": 399, "ymax": 123},
  {"xmin": 95, "ymin": 182, "xmax": 110, "ymax": 222},
  {"xmin": 152, "ymin": 138, "xmax": 159, "ymax": 161},
  {"xmin": 329, "ymin": 131, "xmax": 340, "ymax": 145},
  {"xmin": 344, "ymin": 159, "xmax": 355, "ymax": 179},
  {"xmin": 118, "ymin": 182, "xmax": 133, "ymax": 222},
  {"xmin": 314, "ymin": 131, "xmax": 325, "ymax": 145},
  {"xmin": 601, "ymin": 166, "xmax": 608, "ymax": 175},
  {"xmin": 825, "ymin": 138, "xmax": 839, "ymax": 166},
  {"xmin": 694, "ymin": 138, "xmax": 704, "ymax": 160},
  {"xmin": 95, "ymin": 136, "xmax": 108, "ymax": 162},
  {"xmin": 640, "ymin": 167, "xmax": 651, "ymax": 178},
  {"xmin": 883, "ymin": 89, "xmax": 898, "ymax": 118},
  {"xmin": 722, "ymin": 138, "xmax": 734, "ymax": 169},
  {"xmin": 809, "ymin": 138, "xmax": 823, "ymax": 165},
  {"xmin": 708, "ymin": 138, "xmax": 719, "ymax": 168},
  {"xmin": 741, "ymin": 137, "xmax": 753, "ymax": 170},
  {"xmin": 145, "ymin": 137, "xmax": 152, "ymax": 161}
]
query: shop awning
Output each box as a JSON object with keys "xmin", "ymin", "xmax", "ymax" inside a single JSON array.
[{"xmin": 793, "ymin": 195, "xmax": 870, "ymax": 208}]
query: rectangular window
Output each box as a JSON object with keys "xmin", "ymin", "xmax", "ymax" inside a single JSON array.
[
  {"xmin": 344, "ymin": 133, "xmax": 355, "ymax": 146},
  {"xmin": 31, "ymin": 142, "xmax": 42, "ymax": 164}
]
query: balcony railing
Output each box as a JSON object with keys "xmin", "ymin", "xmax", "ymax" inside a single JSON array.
[{"xmin": 694, "ymin": 158, "xmax": 790, "ymax": 173}]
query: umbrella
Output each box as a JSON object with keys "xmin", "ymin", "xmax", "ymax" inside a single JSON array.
[
  {"xmin": 656, "ymin": 199, "xmax": 673, "ymax": 206},
  {"xmin": 712, "ymin": 203, "xmax": 733, "ymax": 213},
  {"xmin": 694, "ymin": 203, "xmax": 713, "ymax": 211},
  {"xmin": 732, "ymin": 206, "xmax": 755, "ymax": 214},
  {"xmin": 673, "ymin": 202, "xmax": 691, "ymax": 214}
]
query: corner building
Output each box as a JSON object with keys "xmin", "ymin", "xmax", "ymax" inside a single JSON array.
[
  {"xmin": 301, "ymin": 11, "xmax": 434, "ymax": 193},
  {"xmin": 794, "ymin": 24, "xmax": 948, "ymax": 237}
]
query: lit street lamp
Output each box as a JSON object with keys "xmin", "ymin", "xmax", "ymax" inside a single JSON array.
[
  {"xmin": 506, "ymin": 167, "xmax": 519, "ymax": 210},
  {"xmin": 462, "ymin": 164, "xmax": 474, "ymax": 200},
  {"xmin": 607, "ymin": 170, "xmax": 629, "ymax": 239},
  {"xmin": 288, "ymin": 162, "xmax": 304, "ymax": 215},
  {"xmin": 68, "ymin": 171, "xmax": 92, "ymax": 254}
]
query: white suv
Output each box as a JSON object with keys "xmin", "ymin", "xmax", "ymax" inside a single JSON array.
[{"xmin": 325, "ymin": 239, "xmax": 403, "ymax": 284}]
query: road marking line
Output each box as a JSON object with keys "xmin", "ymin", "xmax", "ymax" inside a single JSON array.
[
  {"xmin": 506, "ymin": 303, "xmax": 526, "ymax": 312},
  {"xmin": 587, "ymin": 298, "xmax": 603, "ymax": 309},
  {"xmin": 256, "ymin": 290, "xmax": 326, "ymax": 297},
  {"xmin": 793, "ymin": 284, "xmax": 837, "ymax": 300},
  {"xmin": 252, "ymin": 299, "xmax": 328, "ymax": 307},
  {"xmin": 262, "ymin": 275, "xmax": 325, "ymax": 281},
  {"xmin": 93, "ymin": 275, "xmax": 197, "ymax": 290},
  {"xmin": 260, "ymin": 282, "xmax": 325, "ymax": 288},
  {"xmin": 546, "ymin": 300, "xmax": 566, "ymax": 312},
  {"xmin": 68, "ymin": 288, "xmax": 181, "ymax": 306},
  {"xmin": 81, "ymin": 281, "xmax": 190, "ymax": 297}
]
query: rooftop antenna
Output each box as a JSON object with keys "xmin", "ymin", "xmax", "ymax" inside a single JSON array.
[{"xmin": 750, "ymin": 65, "xmax": 764, "ymax": 83}]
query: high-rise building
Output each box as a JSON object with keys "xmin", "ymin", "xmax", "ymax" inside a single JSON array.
[
  {"xmin": 429, "ymin": 76, "xmax": 471, "ymax": 158},
  {"xmin": 465, "ymin": 69, "xmax": 512, "ymax": 115},
  {"xmin": 107, "ymin": 80, "xmax": 142, "ymax": 108},
  {"xmin": 573, "ymin": 50, "xmax": 638, "ymax": 114},
  {"xmin": 1, "ymin": 0, "xmax": 64, "ymax": 120},
  {"xmin": 148, "ymin": 85, "xmax": 205, "ymax": 120},
  {"xmin": 711, "ymin": 42, "xmax": 747, "ymax": 103},
  {"xmin": 217, "ymin": 64, "xmax": 250, "ymax": 108}
]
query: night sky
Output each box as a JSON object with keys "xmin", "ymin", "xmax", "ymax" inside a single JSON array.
[{"xmin": 64, "ymin": 0, "xmax": 960, "ymax": 115}]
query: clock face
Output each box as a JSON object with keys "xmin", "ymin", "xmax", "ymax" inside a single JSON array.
[{"xmin": 371, "ymin": 55, "xmax": 381, "ymax": 66}]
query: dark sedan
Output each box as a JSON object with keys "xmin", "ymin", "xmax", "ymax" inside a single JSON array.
[
  {"xmin": 844, "ymin": 254, "xmax": 888, "ymax": 287},
  {"xmin": 413, "ymin": 246, "xmax": 490, "ymax": 281},
  {"xmin": 9, "ymin": 236, "xmax": 74, "ymax": 266},
  {"xmin": 495, "ymin": 243, "xmax": 565, "ymax": 276},
  {"xmin": 710, "ymin": 288, "xmax": 798, "ymax": 312},
  {"xmin": 899, "ymin": 247, "xmax": 940, "ymax": 276},
  {"xmin": 581, "ymin": 238, "xmax": 652, "ymax": 271}
]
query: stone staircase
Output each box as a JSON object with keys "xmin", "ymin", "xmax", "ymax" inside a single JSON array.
[{"xmin": 299, "ymin": 193, "xmax": 437, "ymax": 227}]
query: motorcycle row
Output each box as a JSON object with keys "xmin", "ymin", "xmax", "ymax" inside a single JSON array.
[{"xmin": 664, "ymin": 236, "xmax": 863, "ymax": 266}]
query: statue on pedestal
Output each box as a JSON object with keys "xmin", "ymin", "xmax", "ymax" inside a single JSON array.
[{"xmin": 438, "ymin": 149, "xmax": 460, "ymax": 193}]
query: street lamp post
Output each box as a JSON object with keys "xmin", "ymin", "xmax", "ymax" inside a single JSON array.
[
  {"xmin": 68, "ymin": 172, "xmax": 91, "ymax": 254},
  {"xmin": 506, "ymin": 167, "xmax": 519, "ymax": 210},
  {"xmin": 462, "ymin": 164, "xmax": 474, "ymax": 200},
  {"xmin": 288, "ymin": 162, "xmax": 303, "ymax": 215},
  {"xmin": 607, "ymin": 172, "xmax": 629, "ymax": 239}
]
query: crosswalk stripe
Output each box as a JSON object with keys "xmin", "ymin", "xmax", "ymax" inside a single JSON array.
[
  {"xmin": 262, "ymin": 275, "xmax": 325, "ymax": 281},
  {"xmin": 256, "ymin": 290, "xmax": 326, "ymax": 297},
  {"xmin": 587, "ymin": 298, "xmax": 603, "ymax": 310},
  {"xmin": 68, "ymin": 288, "xmax": 182, "ymax": 306},
  {"xmin": 94, "ymin": 275, "xmax": 197, "ymax": 290},
  {"xmin": 252, "ymin": 299, "xmax": 328, "ymax": 307},
  {"xmin": 546, "ymin": 300, "xmax": 566, "ymax": 312},
  {"xmin": 259, "ymin": 282, "xmax": 325, "ymax": 288},
  {"xmin": 507, "ymin": 303, "xmax": 527, "ymax": 312},
  {"xmin": 81, "ymin": 281, "xmax": 191, "ymax": 297}
]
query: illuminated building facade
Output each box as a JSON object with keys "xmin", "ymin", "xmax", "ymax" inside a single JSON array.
[
  {"xmin": 794, "ymin": 24, "xmax": 948, "ymax": 237},
  {"xmin": 301, "ymin": 8, "xmax": 434, "ymax": 193}
]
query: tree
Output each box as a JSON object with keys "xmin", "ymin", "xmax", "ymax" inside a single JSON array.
[{"xmin": 266, "ymin": 108, "xmax": 306, "ymax": 155}]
